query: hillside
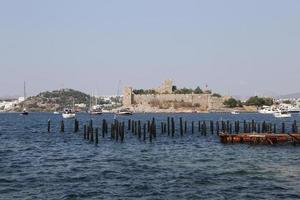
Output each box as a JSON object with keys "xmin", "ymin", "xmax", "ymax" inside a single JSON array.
[
  {"xmin": 276, "ymin": 92, "xmax": 300, "ymax": 100},
  {"xmin": 17, "ymin": 89, "xmax": 90, "ymax": 112}
]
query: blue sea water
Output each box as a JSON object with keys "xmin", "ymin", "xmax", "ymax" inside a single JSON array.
[{"xmin": 1, "ymin": 112, "xmax": 300, "ymax": 200}]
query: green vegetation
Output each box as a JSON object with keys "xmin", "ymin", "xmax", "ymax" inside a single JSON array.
[
  {"xmin": 38, "ymin": 89, "xmax": 90, "ymax": 107},
  {"xmin": 174, "ymin": 86, "xmax": 204, "ymax": 94},
  {"xmin": 212, "ymin": 93, "xmax": 222, "ymax": 97},
  {"xmin": 223, "ymin": 98, "xmax": 242, "ymax": 108},
  {"xmin": 174, "ymin": 87, "xmax": 194, "ymax": 94},
  {"xmin": 194, "ymin": 87, "xmax": 203, "ymax": 94},
  {"xmin": 282, "ymin": 100, "xmax": 292, "ymax": 104},
  {"xmin": 133, "ymin": 89, "xmax": 157, "ymax": 95},
  {"xmin": 245, "ymin": 96, "xmax": 273, "ymax": 107}
]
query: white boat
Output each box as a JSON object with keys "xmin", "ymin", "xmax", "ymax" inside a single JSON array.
[
  {"xmin": 116, "ymin": 108, "xmax": 133, "ymax": 115},
  {"xmin": 231, "ymin": 110, "xmax": 239, "ymax": 115},
  {"xmin": 62, "ymin": 97, "xmax": 76, "ymax": 119},
  {"xmin": 53, "ymin": 111, "xmax": 60, "ymax": 114},
  {"xmin": 273, "ymin": 111, "xmax": 291, "ymax": 118},
  {"xmin": 258, "ymin": 106, "xmax": 275, "ymax": 114},
  {"xmin": 62, "ymin": 109, "xmax": 76, "ymax": 119}
]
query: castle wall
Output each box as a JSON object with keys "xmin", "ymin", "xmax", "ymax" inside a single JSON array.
[{"xmin": 131, "ymin": 94, "xmax": 226, "ymax": 110}]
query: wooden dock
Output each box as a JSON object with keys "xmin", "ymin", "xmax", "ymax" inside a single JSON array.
[{"xmin": 220, "ymin": 133, "xmax": 300, "ymax": 145}]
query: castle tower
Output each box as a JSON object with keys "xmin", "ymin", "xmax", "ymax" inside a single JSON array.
[
  {"xmin": 156, "ymin": 80, "xmax": 173, "ymax": 94},
  {"xmin": 123, "ymin": 86, "xmax": 133, "ymax": 107}
]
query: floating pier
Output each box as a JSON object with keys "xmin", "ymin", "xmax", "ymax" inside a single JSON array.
[{"xmin": 220, "ymin": 133, "xmax": 300, "ymax": 145}]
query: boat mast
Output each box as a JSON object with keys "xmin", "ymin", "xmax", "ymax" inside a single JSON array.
[{"xmin": 24, "ymin": 81, "xmax": 26, "ymax": 100}]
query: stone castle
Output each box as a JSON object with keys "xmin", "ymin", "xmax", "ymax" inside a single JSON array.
[{"xmin": 123, "ymin": 80, "xmax": 229, "ymax": 112}]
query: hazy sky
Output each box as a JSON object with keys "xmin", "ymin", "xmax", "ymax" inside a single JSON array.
[{"xmin": 0, "ymin": 0, "xmax": 299, "ymax": 97}]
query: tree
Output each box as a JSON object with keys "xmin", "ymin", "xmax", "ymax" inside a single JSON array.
[
  {"xmin": 212, "ymin": 93, "xmax": 221, "ymax": 97},
  {"xmin": 224, "ymin": 98, "xmax": 241, "ymax": 108},
  {"xmin": 245, "ymin": 96, "xmax": 273, "ymax": 107},
  {"xmin": 194, "ymin": 86, "xmax": 203, "ymax": 94}
]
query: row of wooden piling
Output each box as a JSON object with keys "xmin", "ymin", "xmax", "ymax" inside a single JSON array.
[{"xmin": 47, "ymin": 118, "xmax": 300, "ymax": 145}]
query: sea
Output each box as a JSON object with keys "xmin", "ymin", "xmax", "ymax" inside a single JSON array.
[{"xmin": 1, "ymin": 112, "xmax": 300, "ymax": 200}]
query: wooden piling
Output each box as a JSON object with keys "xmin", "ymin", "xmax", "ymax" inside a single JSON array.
[
  {"xmin": 180, "ymin": 118, "xmax": 183, "ymax": 136},
  {"xmin": 282, "ymin": 122, "xmax": 285, "ymax": 133},
  {"xmin": 167, "ymin": 117, "xmax": 170, "ymax": 136},
  {"xmin": 210, "ymin": 121, "xmax": 214, "ymax": 135},
  {"xmin": 128, "ymin": 119, "xmax": 131, "ymax": 131},
  {"xmin": 60, "ymin": 120, "xmax": 64, "ymax": 133},
  {"xmin": 171, "ymin": 118, "xmax": 175, "ymax": 137},
  {"xmin": 138, "ymin": 120, "xmax": 141, "ymax": 139},
  {"xmin": 143, "ymin": 123, "xmax": 146, "ymax": 141},
  {"xmin": 95, "ymin": 128, "xmax": 99, "ymax": 144},
  {"xmin": 192, "ymin": 121, "xmax": 194, "ymax": 134},
  {"xmin": 47, "ymin": 119, "xmax": 51, "ymax": 133}
]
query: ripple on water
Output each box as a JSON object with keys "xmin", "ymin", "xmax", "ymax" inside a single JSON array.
[{"xmin": 1, "ymin": 113, "xmax": 300, "ymax": 200}]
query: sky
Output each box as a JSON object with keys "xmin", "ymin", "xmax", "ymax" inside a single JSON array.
[{"xmin": 0, "ymin": 0, "xmax": 299, "ymax": 97}]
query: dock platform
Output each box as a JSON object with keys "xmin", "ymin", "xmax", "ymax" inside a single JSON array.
[{"xmin": 220, "ymin": 133, "xmax": 300, "ymax": 145}]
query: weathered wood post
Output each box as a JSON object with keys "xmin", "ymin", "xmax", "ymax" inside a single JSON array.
[
  {"xmin": 171, "ymin": 118, "xmax": 175, "ymax": 137},
  {"xmin": 273, "ymin": 124, "xmax": 276, "ymax": 134},
  {"xmin": 134, "ymin": 121, "xmax": 138, "ymax": 135},
  {"xmin": 89, "ymin": 120, "xmax": 93, "ymax": 130},
  {"xmin": 161, "ymin": 122, "xmax": 164, "ymax": 134},
  {"xmin": 83, "ymin": 124, "xmax": 87, "ymax": 139},
  {"xmin": 226, "ymin": 120, "xmax": 230, "ymax": 133},
  {"xmin": 210, "ymin": 121, "xmax": 214, "ymax": 135},
  {"xmin": 167, "ymin": 117, "xmax": 170, "ymax": 136},
  {"xmin": 180, "ymin": 117, "xmax": 183, "ymax": 136},
  {"xmin": 115, "ymin": 122, "xmax": 119, "ymax": 142},
  {"xmin": 262, "ymin": 121, "xmax": 266, "ymax": 133},
  {"xmin": 60, "ymin": 120, "xmax": 64, "ymax": 133},
  {"xmin": 191, "ymin": 121, "xmax": 194, "ymax": 134},
  {"xmin": 128, "ymin": 119, "xmax": 131, "ymax": 131},
  {"xmin": 95, "ymin": 128, "xmax": 99, "ymax": 144},
  {"xmin": 102, "ymin": 119, "xmax": 105, "ymax": 137},
  {"xmin": 152, "ymin": 118, "xmax": 156, "ymax": 138},
  {"xmin": 221, "ymin": 121, "xmax": 225, "ymax": 133},
  {"xmin": 111, "ymin": 123, "xmax": 115, "ymax": 140},
  {"xmin": 143, "ymin": 123, "xmax": 146, "ymax": 141},
  {"xmin": 149, "ymin": 123, "xmax": 153, "ymax": 142},
  {"xmin": 121, "ymin": 122, "xmax": 125, "ymax": 143},
  {"xmin": 132, "ymin": 120, "xmax": 135, "ymax": 133},
  {"xmin": 216, "ymin": 121, "xmax": 219, "ymax": 135},
  {"xmin": 147, "ymin": 120, "xmax": 150, "ymax": 133},
  {"xmin": 184, "ymin": 121, "xmax": 187, "ymax": 134},
  {"xmin": 47, "ymin": 119, "xmax": 51, "ymax": 133},
  {"xmin": 90, "ymin": 126, "xmax": 94, "ymax": 142},
  {"xmin": 138, "ymin": 120, "xmax": 141, "ymax": 139},
  {"xmin": 229, "ymin": 123, "xmax": 232, "ymax": 134},
  {"xmin": 87, "ymin": 125, "xmax": 90, "ymax": 140},
  {"xmin": 282, "ymin": 122, "xmax": 285, "ymax": 133},
  {"xmin": 203, "ymin": 121, "xmax": 207, "ymax": 136},
  {"xmin": 243, "ymin": 120, "xmax": 246, "ymax": 133}
]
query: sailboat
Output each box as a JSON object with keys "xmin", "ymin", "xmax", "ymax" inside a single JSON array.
[
  {"xmin": 88, "ymin": 93, "xmax": 102, "ymax": 115},
  {"xmin": 62, "ymin": 97, "xmax": 76, "ymax": 119},
  {"xmin": 20, "ymin": 81, "xmax": 29, "ymax": 116}
]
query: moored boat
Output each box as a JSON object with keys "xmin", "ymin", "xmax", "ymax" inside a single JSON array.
[
  {"xmin": 116, "ymin": 108, "xmax": 133, "ymax": 115},
  {"xmin": 231, "ymin": 110, "xmax": 239, "ymax": 115},
  {"xmin": 20, "ymin": 108, "xmax": 29, "ymax": 116},
  {"xmin": 62, "ymin": 108, "xmax": 76, "ymax": 119},
  {"xmin": 273, "ymin": 111, "xmax": 291, "ymax": 118}
]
